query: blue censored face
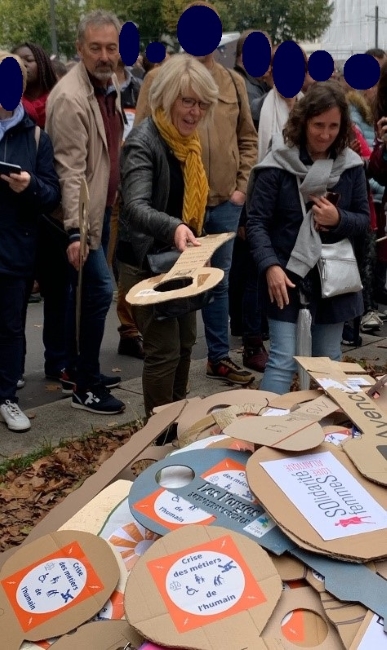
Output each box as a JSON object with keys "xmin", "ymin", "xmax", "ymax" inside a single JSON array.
[{"xmin": 0, "ymin": 6, "xmax": 382, "ymax": 110}]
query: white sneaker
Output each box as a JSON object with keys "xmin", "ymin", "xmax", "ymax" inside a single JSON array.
[
  {"xmin": 0, "ymin": 401, "xmax": 31, "ymax": 432},
  {"xmin": 360, "ymin": 311, "xmax": 383, "ymax": 332},
  {"xmin": 17, "ymin": 376, "xmax": 25, "ymax": 389}
]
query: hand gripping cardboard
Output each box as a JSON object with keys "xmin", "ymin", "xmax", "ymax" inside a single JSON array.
[
  {"xmin": 124, "ymin": 525, "xmax": 283, "ymax": 650},
  {"xmin": 0, "ymin": 530, "xmax": 120, "ymax": 649},
  {"xmin": 246, "ymin": 443, "xmax": 387, "ymax": 561},
  {"xmin": 127, "ymin": 233, "xmax": 235, "ymax": 308},
  {"xmin": 50, "ymin": 620, "xmax": 143, "ymax": 649}
]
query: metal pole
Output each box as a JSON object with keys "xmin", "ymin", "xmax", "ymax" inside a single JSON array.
[
  {"xmin": 376, "ymin": 5, "xmax": 379, "ymax": 49},
  {"xmin": 49, "ymin": 0, "xmax": 58, "ymax": 55}
]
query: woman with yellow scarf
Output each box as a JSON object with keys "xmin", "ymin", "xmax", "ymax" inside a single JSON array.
[{"xmin": 117, "ymin": 54, "xmax": 218, "ymax": 434}]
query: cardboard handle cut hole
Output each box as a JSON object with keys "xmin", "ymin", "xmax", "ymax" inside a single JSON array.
[
  {"xmin": 155, "ymin": 464, "xmax": 195, "ymax": 488},
  {"xmin": 281, "ymin": 608, "xmax": 328, "ymax": 647},
  {"xmin": 154, "ymin": 277, "xmax": 193, "ymax": 292}
]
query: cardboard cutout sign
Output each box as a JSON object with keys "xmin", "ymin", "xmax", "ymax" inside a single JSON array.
[
  {"xmin": 0, "ymin": 531, "xmax": 119, "ymax": 649},
  {"xmin": 128, "ymin": 449, "xmax": 288, "ymax": 555},
  {"xmin": 127, "ymin": 233, "xmax": 234, "ymax": 307},
  {"xmin": 50, "ymin": 620, "xmax": 143, "ymax": 649},
  {"xmin": 269, "ymin": 390, "xmax": 322, "ymax": 410},
  {"xmin": 177, "ymin": 388, "xmax": 278, "ymax": 441},
  {"xmin": 246, "ymin": 444, "xmax": 387, "ymax": 561},
  {"xmin": 324, "ymin": 387, "xmax": 387, "ymax": 486},
  {"xmin": 222, "ymin": 395, "xmax": 339, "ymax": 452},
  {"xmin": 294, "ymin": 357, "xmax": 367, "ymax": 375},
  {"xmin": 262, "ymin": 586, "xmax": 343, "ymax": 649},
  {"xmin": 319, "ymin": 589, "xmax": 367, "ymax": 649},
  {"xmin": 124, "ymin": 525, "xmax": 283, "ymax": 650},
  {"xmin": 177, "ymin": 390, "xmax": 278, "ymax": 446}
]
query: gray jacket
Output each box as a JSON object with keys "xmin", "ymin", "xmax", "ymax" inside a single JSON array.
[{"xmin": 118, "ymin": 117, "xmax": 184, "ymax": 269}]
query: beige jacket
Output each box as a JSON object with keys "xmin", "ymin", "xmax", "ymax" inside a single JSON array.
[
  {"xmin": 134, "ymin": 61, "xmax": 257, "ymax": 206},
  {"xmin": 46, "ymin": 62, "xmax": 123, "ymax": 249}
]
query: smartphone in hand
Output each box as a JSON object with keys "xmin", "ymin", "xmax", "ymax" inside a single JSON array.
[
  {"xmin": 325, "ymin": 191, "xmax": 340, "ymax": 206},
  {"xmin": 0, "ymin": 161, "xmax": 22, "ymax": 176}
]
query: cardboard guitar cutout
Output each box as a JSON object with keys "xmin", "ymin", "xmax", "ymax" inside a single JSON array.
[
  {"xmin": 246, "ymin": 444, "xmax": 387, "ymax": 562},
  {"xmin": 128, "ymin": 449, "xmax": 288, "ymax": 555},
  {"xmin": 127, "ymin": 233, "xmax": 234, "ymax": 308},
  {"xmin": 128, "ymin": 445, "xmax": 387, "ymax": 630},
  {"xmin": 0, "ymin": 531, "xmax": 119, "ymax": 650},
  {"xmin": 124, "ymin": 525, "xmax": 283, "ymax": 650},
  {"xmin": 50, "ymin": 620, "xmax": 143, "ymax": 649}
]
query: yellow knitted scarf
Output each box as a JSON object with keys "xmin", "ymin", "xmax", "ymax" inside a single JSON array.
[{"xmin": 153, "ymin": 107, "xmax": 208, "ymax": 235}]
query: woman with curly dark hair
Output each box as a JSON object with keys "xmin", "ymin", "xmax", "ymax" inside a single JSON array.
[
  {"xmin": 11, "ymin": 42, "xmax": 57, "ymax": 128},
  {"xmin": 245, "ymin": 81, "xmax": 370, "ymax": 394}
]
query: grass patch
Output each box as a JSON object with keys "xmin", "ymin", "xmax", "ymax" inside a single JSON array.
[{"xmin": 0, "ymin": 416, "xmax": 146, "ymax": 481}]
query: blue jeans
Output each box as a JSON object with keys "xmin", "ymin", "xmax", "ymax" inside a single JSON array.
[
  {"xmin": 66, "ymin": 208, "xmax": 113, "ymax": 389},
  {"xmin": 260, "ymin": 318, "xmax": 344, "ymax": 394},
  {"xmin": 202, "ymin": 200, "xmax": 241, "ymax": 362}
]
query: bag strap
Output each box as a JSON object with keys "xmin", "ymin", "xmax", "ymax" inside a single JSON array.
[{"xmin": 34, "ymin": 125, "xmax": 41, "ymax": 152}]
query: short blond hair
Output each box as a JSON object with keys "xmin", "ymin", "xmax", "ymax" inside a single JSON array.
[
  {"xmin": 149, "ymin": 53, "xmax": 218, "ymax": 125},
  {"xmin": 0, "ymin": 51, "xmax": 27, "ymax": 94}
]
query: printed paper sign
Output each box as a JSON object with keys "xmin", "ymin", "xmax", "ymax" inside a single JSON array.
[
  {"xmin": 345, "ymin": 377, "xmax": 372, "ymax": 390},
  {"xmin": 202, "ymin": 458, "xmax": 257, "ymax": 503},
  {"xmin": 358, "ymin": 615, "xmax": 387, "ymax": 648},
  {"xmin": 147, "ymin": 535, "xmax": 266, "ymax": 632},
  {"xmin": 108, "ymin": 522, "xmax": 159, "ymax": 572},
  {"xmin": 260, "ymin": 451, "xmax": 387, "ymax": 540},
  {"xmin": 324, "ymin": 429, "xmax": 353, "ymax": 445},
  {"xmin": 262, "ymin": 408, "xmax": 290, "ymax": 417},
  {"xmin": 316, "ymin": 378, "xmax": 356, "ymax": 392},
  {"xmin": 1, "ymin": 542, "xmax": 104, "ymax": 632},
  {"xmin": 201, "ymin": 459, "xmax": 276, "ymax": 539},
  {"xmin": 132, "ymin": 488, "xmax": 216, "ymax": 530}
]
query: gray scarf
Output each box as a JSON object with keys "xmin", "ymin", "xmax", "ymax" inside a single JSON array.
[{"xmin": 246, "ymin": 132, "xmax": 363, "ymax": 277}]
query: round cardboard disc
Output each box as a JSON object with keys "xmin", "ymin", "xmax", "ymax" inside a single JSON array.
[
  {"xmin": 223, "ymin": 418, "xmax": 325, "ymax": 452},
  {"xmin": 50, "ymin": 620, "xmax": 143, "ymax": 649},
  {"xmin": 128, "ymin": 448, "xmax": 289, "ymax": 555},
  {"xmin": 246, "ymin": 443, "xmax": 387, "ymax": 561},
  {"xmin": 0, "ymin": 530, "xmax": 120, "ymax": 648},
  {"xmin": 124, "ymin": 525, "xmax": 282, "ymax": 650}
]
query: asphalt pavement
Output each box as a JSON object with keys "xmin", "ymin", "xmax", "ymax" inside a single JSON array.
[{"xmin": 2, "ymin": 297, "xmax": 387, "ymax": 461}]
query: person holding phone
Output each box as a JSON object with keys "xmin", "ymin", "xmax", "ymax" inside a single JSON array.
[
  {"xmin": 0, "ymin": 51, "xmax": 60, "ymax": 432},
  {"xmin": 246, "ymin": 81, "xmax": 369, "ymax": 394}
]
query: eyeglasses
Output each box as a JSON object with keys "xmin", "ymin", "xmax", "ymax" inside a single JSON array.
[{"xmin": 179, "ymin": 96, "xmax": 211, "ymax": 110}]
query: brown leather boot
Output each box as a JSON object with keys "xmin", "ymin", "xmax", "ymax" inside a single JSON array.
[{"xmin": 243, "ymin": 336, "xmax": 269, "ymax": 373}]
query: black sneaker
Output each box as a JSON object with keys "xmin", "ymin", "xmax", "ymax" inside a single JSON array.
[
  {"xmin": 71, "ymin": 385, "xmax": 125, "ymax": 414},
  {"xmin": 61, "ymin": 370, "xmax": 121, "ymax": 395},
  {"xmin": 206, "ymin": 356, "xmax": 255, "ymax": 385}
]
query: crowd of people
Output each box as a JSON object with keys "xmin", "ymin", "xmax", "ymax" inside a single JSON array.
[{"xmin": 1, "ymin": 2, "xmax": 387, "ymax": 437}]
